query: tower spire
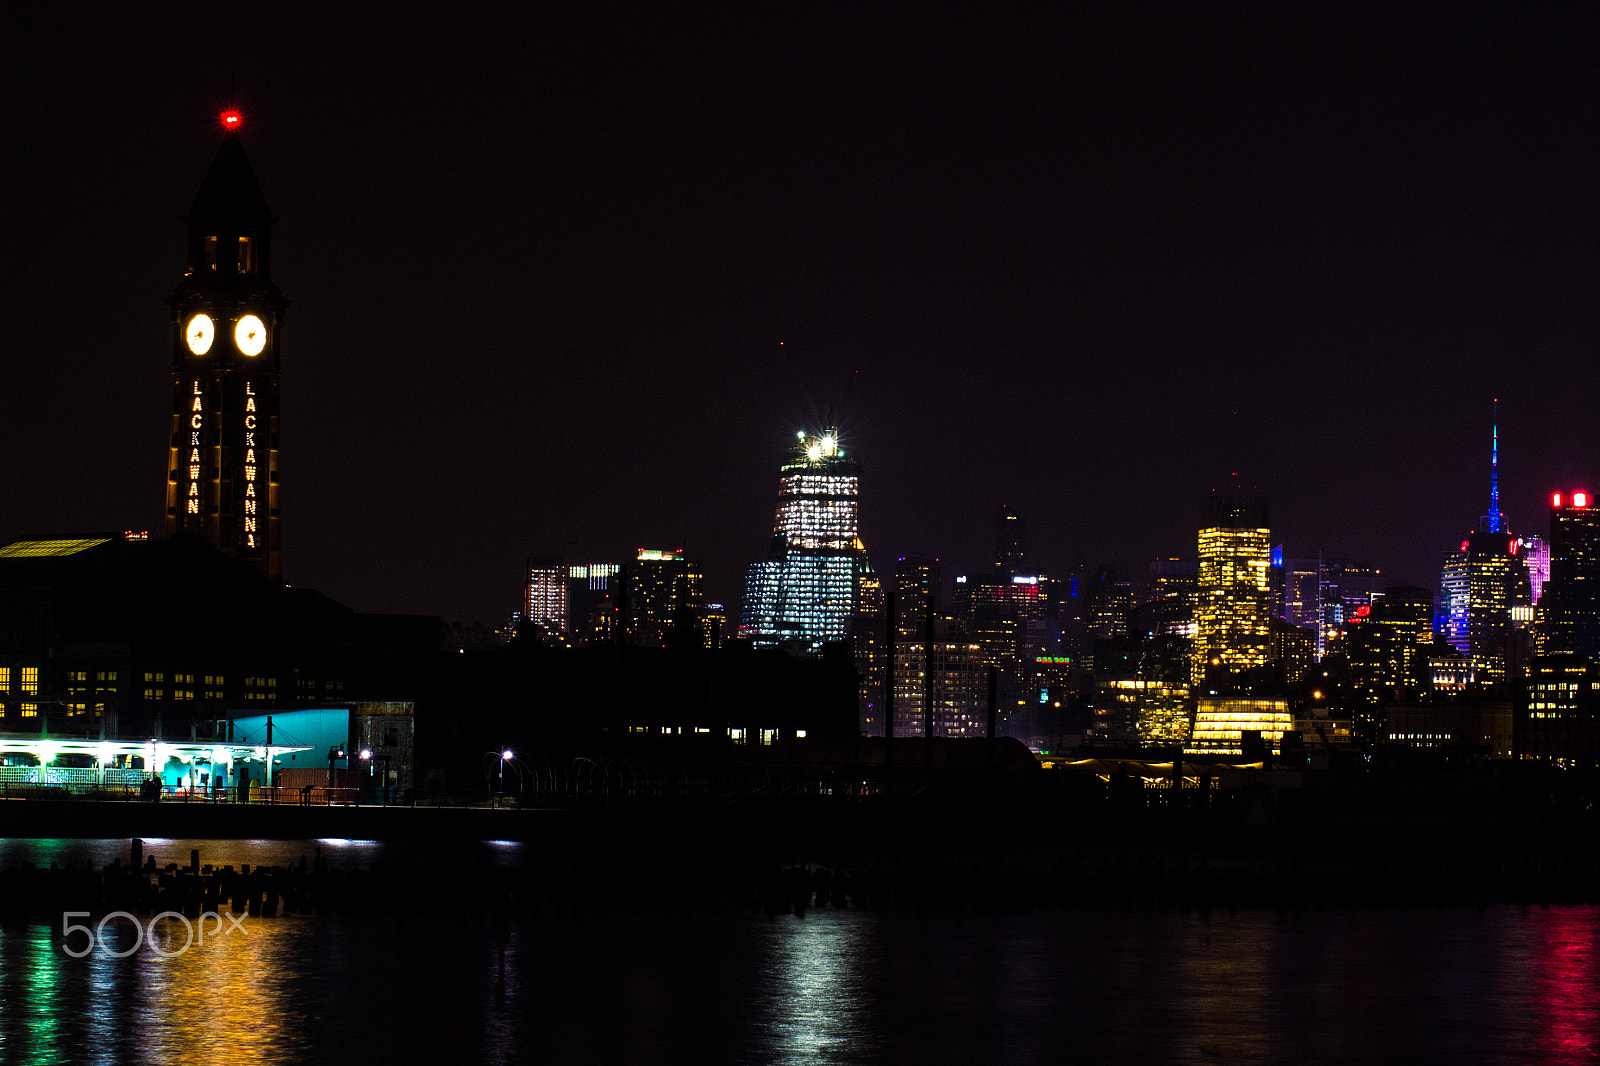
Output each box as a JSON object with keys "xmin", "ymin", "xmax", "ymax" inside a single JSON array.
[{"xmin": 1486, "ymin": 398, "xmax": 1504, "ymax": 534}]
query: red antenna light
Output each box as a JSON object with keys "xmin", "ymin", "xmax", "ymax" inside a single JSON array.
[
  {"xmin": 1577, "ymin": 492, "xmax": 1590, "ymax": 508},
  {"xmin": 220, "ymin": 109, "xmax": 243, "ymax": 129}
]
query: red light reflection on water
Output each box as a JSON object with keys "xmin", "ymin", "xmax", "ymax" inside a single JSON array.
[{"xmin": 1535, "ymin": 908, "xmax": 1600, "ymax": 1064}]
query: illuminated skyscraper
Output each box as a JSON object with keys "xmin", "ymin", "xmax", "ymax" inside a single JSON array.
[
  {"xmin": 1085, "ymin": 563, "xmax": 1136, "ymax": 640},
  {"xmin": 739, "ymin": 428, "xmax": 871, "ymax": 654},
  {"xmin": 1279, "ymin": 552, "xmax": 1323, "ymax": 647},
  {"xmin": 851, "ymin": 560, "xmax": 887, "ymax": 734},
  {"xmin": 891, "ymin": 556, "xmax": 985, "ymax": 737},
  {"xmin": 566, "ymin": 563, "xmax": 622, "ymax": 644},
  {"xmin": 1540, "ymin": 489, "xmax": 1600, "ymax": 659},
  {"xmin": 628, "ymin": 548, "xmax": 705, "ymax": 647},
  {"xmin": 523, "ymin": 556, "xmax": 568, "ymax": 639},
  {"xmin": 1192, "ymin": 491, "xmax": 1273, "ymax": 685},
  {"xmin": 1438, "ymin": 408, "xmax": 1532, "ymax": 682},
  {"xmin": 165, "ymin": 111, "xmax": 285, "ymax": 579}
]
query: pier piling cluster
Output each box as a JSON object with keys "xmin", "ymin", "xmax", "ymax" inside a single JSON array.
[{"xmin": 3, "ymin": 840, "xmax": 1600, "ymax": 924}]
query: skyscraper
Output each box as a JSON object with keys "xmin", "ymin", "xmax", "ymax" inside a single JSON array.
[
  {"xmin": 628, "ymin": 548, "xmax": 705, "ymax": 647},
  {"xmin": 566, "ymin": 563, "xmax": 623, "ymax": 644},
  {"xmin": 891, "ymin": 556, "xmax": 985, "ymax": 737},
  {"xmin": 1438, "ymin": 407, "xmax": 1532, "ymax": 683},
  {"xmin": 165, "ymin": 111, "xmax": 285, "ymax": 580},
  {"xmin": 738, "ymin": 427, "xmax": 871, "ymax": 653},
  {"xmin": 1192, "ymin": 491, "xmax": 1272, "ymax": 685},
  {"xmin": 1540, "ymin": 489, "xmax": 1600, "ymax": 659},
  {"xmin": 523, "ymin": 556, "xmax": 568, "ymax": 639},
  {"xmin": 995, "ymin": 504, "xmax": 1027, "ymax": 577}
]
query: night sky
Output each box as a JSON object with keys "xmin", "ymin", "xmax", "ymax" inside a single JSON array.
[{"xmin": 4, "ymin": 5, "xmax": 1597, "ymax": 625}]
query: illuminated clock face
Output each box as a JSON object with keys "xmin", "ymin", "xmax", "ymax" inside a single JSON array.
[
  {"xmin": 234, "ymin": 314, "xmax": 267, "ymax": 356},
  {"xmin": 185, "ymin": 313, "xmax": 215, "ymax": 355}
]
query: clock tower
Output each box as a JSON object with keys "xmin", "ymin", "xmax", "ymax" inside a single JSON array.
[{"xmin": 165, "ymin": 111, "xmax": 285, "ymax": 580}]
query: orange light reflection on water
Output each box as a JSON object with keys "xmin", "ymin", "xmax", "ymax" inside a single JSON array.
[{"xmin": 82, "ymin": 911, "xmax": 321, "ymax": 1065}]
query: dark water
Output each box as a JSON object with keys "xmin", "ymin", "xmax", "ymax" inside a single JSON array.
[{"xmin": 2, "ymin": 839, "xmax": 1597, "ymax": 1065}]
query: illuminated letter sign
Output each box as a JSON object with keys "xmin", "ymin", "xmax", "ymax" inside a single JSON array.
[
  {"xmin": 242, "ymin": 383, "xmax": 261, "ymax": 549},
  {"xmin": 186, "ymin": 381, "xmax": 203, "ymax": 514}
]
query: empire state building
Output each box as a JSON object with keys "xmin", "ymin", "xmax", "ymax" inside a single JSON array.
[{"xmin": 164, "ymin": 111, "xmax": 286, "ymax": 580}]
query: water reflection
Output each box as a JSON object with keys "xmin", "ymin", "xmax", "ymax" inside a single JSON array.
[
  {"xmin": 1, "ymin": 857, "xmax": 1597, "ymax": 1066},
  {"xmin": 1535, "ymin": 908, "xmax": 1600, "ymax": 1065},
  {"xmin": 760, "ymin": 911, "xmax": 882, "ymax": 1063}
]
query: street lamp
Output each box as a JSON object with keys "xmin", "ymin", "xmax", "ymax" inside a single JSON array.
[{"xmin": 498, "ymin": 749, "xmax": 513, "ymax": 794}]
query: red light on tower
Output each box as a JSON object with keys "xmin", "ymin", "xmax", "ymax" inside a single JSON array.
[
  {"xmin": 1577, "ymin": 492, "xmax": 1591, "ymax": 508},
  {"xmin": 220, "ymin": 109, "xmax": 243, "ymax": 130},
  {"xmin": 1355, "ymin": 604, "xmax": 1370, "ymax": 618},
  {"xmin": 1509, "ymin": 539, "xmax": 1519, "ymax": 556},
  {"xmin": 1461, "ymin": 540, "xmax": 1470, "ymax": 553},
  {"xmin": 1554, "ymin": 493, "xmax": 1564, "ymax": 508}
]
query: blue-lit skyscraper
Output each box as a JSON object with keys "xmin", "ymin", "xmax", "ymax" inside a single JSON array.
[
  {"xmin": 738, "ymin": 427, "xmax": 871, "ymax": 654},
  {"xmin": 1438, "ymin": 403, "xmax": 1531, "ymax": 682}
]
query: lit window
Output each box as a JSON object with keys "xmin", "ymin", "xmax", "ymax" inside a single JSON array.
[
  {"xmin": 20, "ymin": 667, "xmax": 39, "ymax": 694},
  {"xmin": 237, "ymin": 236, "xmax": 256, "ymax": 273}
]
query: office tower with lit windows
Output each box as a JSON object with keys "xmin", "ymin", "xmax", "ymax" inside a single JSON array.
[
  {"xmin": 1315, "ymin": 558, "xmax": 1377, "ymax": 657},
  {"xmin": 1192, "ymin": 491, "xmax": 1273, "ymax": 685},
  {"xmin": 523, "ymin": 556, "xmax": 568, "ymax": 639},
  {"xmin": 1519, "ymin": 654, "xmax": 1600, "ymax": 761},
  {"xmin": 1438, "ymin": 411, "xmax": 1533, "ymax": 683},
  {"xmin": 1346, "ymin": 585, "xmax": 1434, "ymax": 698},
  {"xmin": 1440, "ymin": 532, "xmax": 1528, "ymax": 683},
  {"xmin": 628, "ymin": 549, "xmax": 706, "ymax": 647},
  {"xmin": 892, "ymin": 556, "xmax": 938, "ymax": 736},
  {"xmin": 1085, "ymin": 563, "xmax": 1136, "ymax": 640},
  {"xmin": 891, "ymin": 556, "xmax": 986, "ymax": 737},
  {"xmin": 1540, "ymin": 489, "xmax": 1600, "ymax": 659},
  {"xmin": 852, "ymin": 561, "xmax": 886, "ymax": 734},
  {"xmin": 165, "ymin": 111, "xmax": 285, "ymax": 579},
  {"xmin": 1279, "ymin": 553, "xmax": 1322, "ymax": 634},
  {"xmin": 1521, "ymin": 534, "xmax": 1551, "ymax": 605},
  {"xmin": 952, "ymin": 568, "xmax": 1049, "ymax": 728},
  {"xmin": 1134, "ymin": 557, "xmax": 1196, "ymax": 639},
  {"xmin": 566, "ymin": 563, "xmax": 623, "ymax": 644},
  {"xmin": 738, "ymin": 428, "xmax": 871, "ymax": 654}
]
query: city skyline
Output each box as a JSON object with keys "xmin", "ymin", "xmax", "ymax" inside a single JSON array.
[{"xmin": 3, "ymin": 6, "xmax": 1597, "ymax": 624}]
